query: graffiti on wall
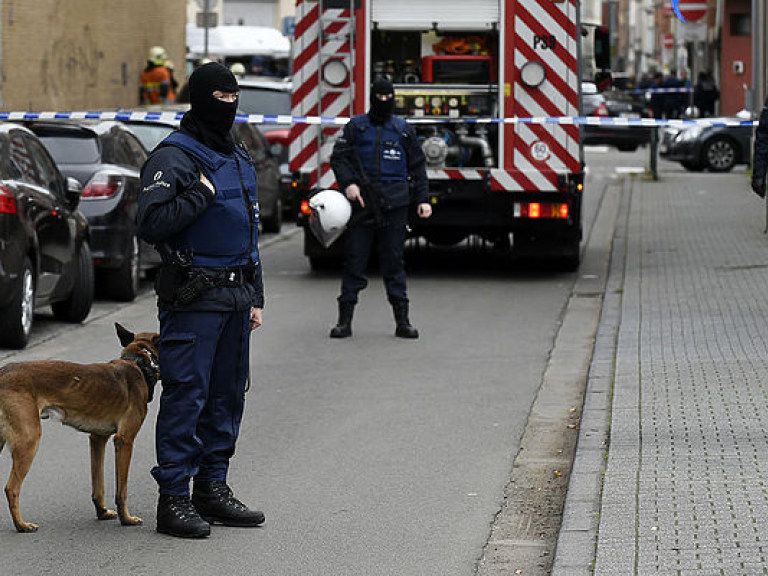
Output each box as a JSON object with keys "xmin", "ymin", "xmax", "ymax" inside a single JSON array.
[{"xmin": 40, "ymin": 25, "xmax": 103, "ymax": 102}]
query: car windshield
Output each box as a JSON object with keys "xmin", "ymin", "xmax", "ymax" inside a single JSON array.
[
  {"xmin": 37, "ymin": 135, "xmax": 100, "ymax": 164},
  {"xmin": 237, "ymin": 88, "xmax": 291, "ymax": 117},
  {"xmin": 128, "ymin": 124, "xmax": 176, "ymax": 151}
]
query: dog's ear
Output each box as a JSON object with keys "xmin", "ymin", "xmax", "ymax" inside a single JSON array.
[
  {"xmin": 115, "ymin": 323, "xmax": 135, "ymax": 347},
  {"xmin": 152, "ymin": 334, "xmax": 161, "ymax": 347}
]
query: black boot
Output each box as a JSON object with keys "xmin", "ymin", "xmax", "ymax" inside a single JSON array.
[
  {"xmin": 392, "ymin": 300, "xmax": 419, "ymax": 339},
  {"xmin": 330, "ymin": 301, "xmax": 355, "ymax": 338},
  {"xmin": 192, "ymin": 481, "xmax": 265, "ymax": 527},
  {"xmin": 156, "ymin": 494, "xmax": 211, "ymax": 538}
]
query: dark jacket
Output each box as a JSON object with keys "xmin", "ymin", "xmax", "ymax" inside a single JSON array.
[
  {"xmin": 693, "ymin": 80, "xmax": 719, "ymax": 117},
  {"xmin": 330, "ymin": 114, "xmax": 428, "ymax": 213},
  {"xmin": 137, "ymin": 128, "xmax": 264, "ymax": 311}
]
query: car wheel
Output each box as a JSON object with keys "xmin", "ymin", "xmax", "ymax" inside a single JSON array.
[
  {"xmin": 104, "ymin": 235, "xmax": 140, "ymax": 302},
  {"xmin": 681, "ymin": 160, "xmax": 704, "ymax": 172},
  {"xmin": 0, "ymin": 258, "xmax": 35, "ymax": 349},
  {"xmin": 261, "ymin": 197, "xmax": 283, "ymax": 234},
  {"xmin": 52, "ymin": 241, "xmax": 94, "ymax": 323},
  {"xmin": 704, "ymin": 137, "xmax": 736, "ymax": 172}
]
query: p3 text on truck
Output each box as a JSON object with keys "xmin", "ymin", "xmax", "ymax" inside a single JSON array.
[{"xmin": 291, "ymin": 0, "xmax": 590, "ymax": 270}]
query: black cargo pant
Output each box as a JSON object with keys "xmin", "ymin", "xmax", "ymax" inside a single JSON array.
[{"xmin": 339, "ymin": 206, "xmax": 408, "ymax": 305}]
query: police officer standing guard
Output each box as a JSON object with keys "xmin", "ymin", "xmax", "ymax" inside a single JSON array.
[
  {"xmin": 329, "ymin": 78, "xmax": 432, "ymax": 339},
  {"xmin": 137, "ymin": 62, "xmax": 265, "ymax": 538}
]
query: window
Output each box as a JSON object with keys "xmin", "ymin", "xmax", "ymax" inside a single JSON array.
[
  {"xmin": 38, "ymin": 134, "xmax": 100, "ymax": 165},
  {"xmin": 123, "ymin": 133, "xmax": 148, "ymax": 165},
  {"xmin": 9, "ymin": 132, "xmax": 41, "ymax": 187},
  {"xmin": 731, "ymin": 14, "xmax": 750, "ymax": 37},
  {"xmin": 24, "ymin": 135, "xmax": 62, "ymax": 196}
]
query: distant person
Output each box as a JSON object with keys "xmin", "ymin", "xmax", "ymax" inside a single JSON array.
[
  {"xmin": 139, "ymin": 46, "xmax": 176, "ymax": 105},
  {"xmin": 693, "ymin": 71, "xmax": 720, "ymax": 118},
  {"xmin": 662, "ymin": 70, "xmax": 685, "ymax": 119},
  {"xmin": 649, "ymin": 72, "xmax": 665, "ymax": 118},
  {"xmin": 752, "ymin": 94, "xmax": 768, "ymax": 198},
  {"xmin": 249, "ymin": 55, "xmax": 278, "ymax": 77}
]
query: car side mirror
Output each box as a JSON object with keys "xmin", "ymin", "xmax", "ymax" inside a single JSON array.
[{"xmin": 66, "ymin": 177, "xmax": 83, "ymax": 209}]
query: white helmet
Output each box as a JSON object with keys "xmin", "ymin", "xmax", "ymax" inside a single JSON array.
[
  {"xmin": 230, "ymin": 62, "xmax": 246, "ymax": 77},
  {"xmin": 148, "ymin": 46, "xmax": 168, "ymax": 66},
  {"xmin": 308, "ymin": 189, "xmax": 352, "ymax": 248}
]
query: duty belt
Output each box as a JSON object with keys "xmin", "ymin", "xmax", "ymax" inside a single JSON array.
[{"xmin": 202, "ymin": 265, "xmax": 254, "ymax": 285}]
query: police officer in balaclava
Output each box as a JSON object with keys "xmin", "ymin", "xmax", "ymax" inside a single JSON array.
[
  {"xmin": 137, "ymin": 62, "xmax": 266, "ymax": 539},
  {"xmin": 328, "ymin": 77, "xmax": 433, "ymax": 339}
]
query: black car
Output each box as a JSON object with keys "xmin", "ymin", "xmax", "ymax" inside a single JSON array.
[
  {"xmin": 26, "ymin": 121, "xmax": 150, "ymax": 301},
  {"xmin": 118, "ymin": 105, "xmax": 284, "ymax": 233},
  {"xmin": 581, "ymin": 83, "xmax": 653, "ymax": 152},
  {"xmin": 0, "ymin": 123, "xmax": 93, "ymax": 348},
  {"xmin": 659, "ymin": 118, "xmax": 754, "ymax": 172}
]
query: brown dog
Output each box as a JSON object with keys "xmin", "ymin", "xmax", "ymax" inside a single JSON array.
[{"xmin": 0, "ymin": 323, "xmax": 159, "ymax": 532}]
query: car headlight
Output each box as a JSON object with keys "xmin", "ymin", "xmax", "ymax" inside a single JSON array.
[{"xmin": 677, "ymin": 126, "xmax": 703, "ymax": 142}]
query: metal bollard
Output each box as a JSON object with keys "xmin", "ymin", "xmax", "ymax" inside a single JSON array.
[{"xmin": 649, "ymin": 127, "xmax": 659, "ymax": 180}]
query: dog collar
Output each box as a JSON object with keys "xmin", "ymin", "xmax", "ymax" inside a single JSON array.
[{"xmin": 121, "ymin": 349, "xmax": 160, "ymax": 393}]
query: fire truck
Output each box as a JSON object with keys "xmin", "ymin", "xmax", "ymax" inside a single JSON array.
[{"xmin": 290, "ymin": 0, "xmax": 590, "ymax": 270}]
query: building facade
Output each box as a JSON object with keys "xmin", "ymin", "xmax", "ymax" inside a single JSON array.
[{"xmin": 1, "ymin": 0, "xmax": 186, "ymax": 111}]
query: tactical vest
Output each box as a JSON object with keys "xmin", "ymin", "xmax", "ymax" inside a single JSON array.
[
  {"xmin": 163, "ymin": 131, "xmax": 259, "ymax": 268},
  {"xmin": 351, "ymin": 115, "xmax": 410, "ymax": 209}
]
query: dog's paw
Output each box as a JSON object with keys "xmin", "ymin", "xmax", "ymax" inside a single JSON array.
[
  {"xmin": 15, "ymin": 521, "xmax": 39, "ymax": 533},
  {"xmin": 120, "ymin": 515, "xmax": 143, "ymax": 526},
  {"xmin": 97, "ymin": 509, "xmax": 118, "ymax": 520}
]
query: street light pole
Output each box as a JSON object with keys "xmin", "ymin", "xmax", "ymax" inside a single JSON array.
[{"xmin": 204, "ymin": 0, "xmax": 210, "ymax": 59}]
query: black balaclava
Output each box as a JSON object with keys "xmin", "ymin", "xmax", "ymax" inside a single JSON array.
[
  {"xmin": 368, "ymin": 77, "xmax": 395, "ymax": 125},
  {"xmin": 180, "ymin": 62, "xmax": 239, "ymax": 154}
]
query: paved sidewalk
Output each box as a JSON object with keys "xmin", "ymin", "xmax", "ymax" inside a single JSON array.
[{"xmin": 554, "ymin": 167, "xmax": 768, "ymax": 575}]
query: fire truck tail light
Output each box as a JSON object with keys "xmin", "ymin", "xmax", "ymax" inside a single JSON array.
[
  {"xmin": 300, "ymin": 199, "xmax": 312, "ymax": 216},
  {"xmin": 514, "ymin": 202, "xmax": 569, "ymax": 219},
  {"xmin": 577, "ymin": 182, "xmax": 584, "ymax": 193}
]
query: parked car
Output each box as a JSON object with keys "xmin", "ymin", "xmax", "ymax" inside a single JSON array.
[
  {"xmin": 25, "ymin": 121, "xmax": 152, "ymax": 301},
  {"xmin": 581, "ymin": 82, "xmax": 653, "ymax": 152},
  {"xmin": 0, "ymin": 123, "xmax": 93, "ymax": 348},
  {"xmin": 118, "ymin": 104, "xmax": 284, "ymax": 233},
  {"xmin": 237, "ymin": 78, "xmax": 294, "ymax": 216},
  {"xmin": 263, "ymin": 128, "xmax": 293, "ymax": 215},
  {"xmin": 236, "ymin": 77, "xmax": 293, "ymax": 128},
  {"xmin": 659, "ymin": 118, "xmax": 754, "ymax": 172}
]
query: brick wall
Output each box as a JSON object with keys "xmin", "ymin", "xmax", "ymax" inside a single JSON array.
[
  {"xmin": 719, "ymin": 0, "xmax": 751, "ymax": 115},
  {"xmin": 1, "ymin": 0, "xmax": 187, "ymax": 111}
]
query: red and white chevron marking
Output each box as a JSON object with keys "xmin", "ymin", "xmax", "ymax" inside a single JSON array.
[
  {"xmin": 290, "ymin": 1, "xmax": 353, "ymax": 189},
  {"xmin": 502, "ymin": 0, "xmax": 580, "ymax": 192}
]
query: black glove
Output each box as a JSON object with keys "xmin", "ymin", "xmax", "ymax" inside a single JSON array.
[{"xmin": 752, "ymin": 176, "xmax": 766, "ymax": 198}]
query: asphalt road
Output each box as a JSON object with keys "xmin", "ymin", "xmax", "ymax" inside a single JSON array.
[{"xmin": 0, "ymin": 147, "xmax": 634, "ymax": 575}]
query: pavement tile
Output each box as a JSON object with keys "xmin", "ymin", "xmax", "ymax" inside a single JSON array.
[{"xmin": 555, "ymin": 168, "xmax": 768, "ymax": 575}]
